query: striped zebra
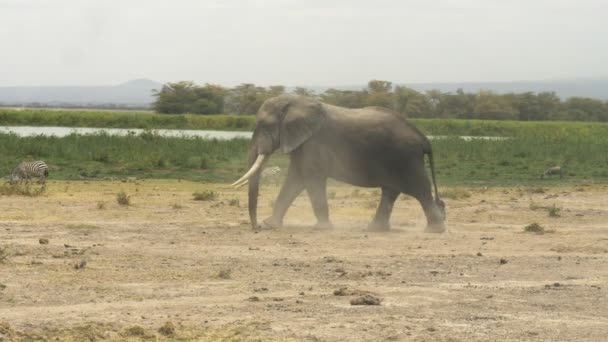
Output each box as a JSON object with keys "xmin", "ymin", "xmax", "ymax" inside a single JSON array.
[{"xmin": 9, "ymin": 161, "xmax": 49, "ymax": 185}]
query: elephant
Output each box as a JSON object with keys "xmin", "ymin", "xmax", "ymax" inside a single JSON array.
[{"xmin": 232, "ymin": 95, "xmax": 446, "ymax": 233}]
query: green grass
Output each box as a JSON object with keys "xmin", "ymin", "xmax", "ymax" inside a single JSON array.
[
  {"xmin": 0, "ymin": 108, "xmax": 255, "ymax": 131},
  {"xmin": 0, "ymin": 131, "xmax": 254, "ymax": 183},
  {"xmin": 3, "ymin": 108, "xmax": 608, "ymax": 138},
  {"xmin": 0, "ymin": 119, "xmax": 607, "ymax": 186}
]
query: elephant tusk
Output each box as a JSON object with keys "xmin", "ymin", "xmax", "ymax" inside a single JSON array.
[
  {"xmin": 231, "ymin": 154, "xmax": 265, "ymax": 188},
  {"xmin": 233, "ymin": 179, "xmax": 249, "ymax": 189}
]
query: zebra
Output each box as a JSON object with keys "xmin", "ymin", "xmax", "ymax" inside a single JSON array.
[
  {"xmin": 540, "ymin": 165, "xmax": 562, "ymax": 179},
  {"xmin": 9, "ymin": 161, "xmax": 49, "ymax": 185}
]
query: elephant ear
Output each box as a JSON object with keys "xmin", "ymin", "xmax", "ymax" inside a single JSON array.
[{"xmin": 279, "ymin": 100, "xmax": 326, "ymax": 153}]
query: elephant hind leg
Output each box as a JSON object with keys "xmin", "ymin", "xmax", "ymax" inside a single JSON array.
[
  {"xmin": 401, "ymin": 166, "xmax": 446, "ymax": 233},
  {"xmin": 367, "ymin": 187, "xmax": 399, "ymax": 231}
]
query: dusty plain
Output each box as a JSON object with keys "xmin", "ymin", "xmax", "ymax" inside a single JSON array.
[{"xmin": 1, "ymin": 180, "xmax": 607, "ymax": 341}]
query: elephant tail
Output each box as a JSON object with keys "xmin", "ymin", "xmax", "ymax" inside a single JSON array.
[{"xmin": 425, "ymin": 146, "xmax": 442, "ymax": 206}]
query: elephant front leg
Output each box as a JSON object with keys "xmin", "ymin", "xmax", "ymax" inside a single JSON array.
[
  {"xmin": 263, "ymin": 167, "xmax": 305, "ymax": 229},
  {"xmin": 367, "ymin": 188, "xmax": 399, "ymax": 231},
  {"xmin": 306, "ymin": 178, "xmax": 333, "ymax": 229}
]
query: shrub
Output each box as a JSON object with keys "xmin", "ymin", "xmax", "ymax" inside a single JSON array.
[
  {"xmin": 193, "ymin": 190, "xmax": 217, "ymax": 201},
  {"xmin": 116, "ymin": 191, "xmax": 130, "ymax": 206},
  {"xmin": 524, "ymin": 223, "xmax": 545, "ymax": 234},
  {"xmin": 547, "ymin": 204, "xmax": 561, "ymax": 217}
]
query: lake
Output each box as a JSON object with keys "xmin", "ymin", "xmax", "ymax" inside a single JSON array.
[{"xmin": 0, "ymin": 126, "xmax": 505, "ymax": 141}]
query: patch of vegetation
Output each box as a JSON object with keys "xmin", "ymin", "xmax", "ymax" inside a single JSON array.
[
  {"xmin": 1, "ymin": 119, "xmax": 608, "ymax": 186},
  {"xmin": 116, "ymin": 191, "xmax": 130, "ymax": 206},
  {"xmin": 0, "ymin": 183, "xmax": 46, "ymax": 197},
  {"xmin": 158, "ymin": 321, "xmax": 176, "ymax": 336},
  {"xmin": 524, "ymin": 223, "xmax": 545, "ymax": 234},
  {"xmin": 0, "ymin": 245, "xmax": 9, "ymax": 264},
  {"xmin": 228, "ymin": 198, "xmax": 240, "ymax": 207},
  {"xmin": 121, "ymin": 325, "xmax": 147, "ymax": 337},
  {"xmin": 440, "ymin": 188, "xmax": 472, "ymax": 200},
  {"xmin": 547, "ymin": 204, "xmax": 561, "ymax": 218},
  {"xmin": 66, "ymin": 224, "xmax": 99, "ymax": 231},
  {"xmin": 364, "ymin": 200, "xmax": 377, "ymax": 209},
  {"xmin": 193, "ymin": 190, "xmax": 218, "ymax": 201},
  {"xmin": 96, "ymin": 201, "xmax": 106, "ymax": 209},
  {"xmin": 217, "ymin": 268, "xmax": 232, "ymax": 279},
  {"xmin": 0, "ymin": 108, "xmax": 255, "ymax": 131},
  {"xmin": 171, "ymin": 203, "xmax": 183, "ymax": 210}
]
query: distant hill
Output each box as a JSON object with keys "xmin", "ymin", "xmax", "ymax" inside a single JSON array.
[
  {"xmin": 315, "ymin": 78, "xmax": 608, "ymax": 100},
  {"xmin": 0, "ymin": 79, "xmax": 163, "ymax": 107},
  {"xmin": 1, "ymin": 78, "xmax": 607, "ymax": 108}
]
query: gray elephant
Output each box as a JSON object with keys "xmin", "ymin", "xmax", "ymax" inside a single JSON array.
[{"xmin": 232, "ymin": 95, "xmax": 446, "ymax": 233}]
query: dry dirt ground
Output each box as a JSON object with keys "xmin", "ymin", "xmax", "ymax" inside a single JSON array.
[{"xmin": 1, "ymin": 180, "xmax": 607, "ymax": 341}]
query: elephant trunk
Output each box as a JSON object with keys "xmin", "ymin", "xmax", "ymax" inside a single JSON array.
[{"xmin": 247, "ymin": 147, "xmax": 262, "ymax": 229}]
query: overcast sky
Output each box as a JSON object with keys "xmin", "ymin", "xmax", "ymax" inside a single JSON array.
[{"xmin": 0, "ymin": 0, "xmax": 606, "ymax": 86}]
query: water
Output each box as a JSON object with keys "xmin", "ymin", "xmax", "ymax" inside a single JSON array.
[
  {"xmin": 0, "ymin": 126, "xmax": 252, "ymax": 139},
  {"xmin": 0, "ymin": 126, "xmax": 505, "ymax": 141}
]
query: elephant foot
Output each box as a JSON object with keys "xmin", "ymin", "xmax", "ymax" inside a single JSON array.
[
  {"xmin": 314, "ymin": 221, "xmax": 334, "ymax": 230},
  {"xmin": 424, "ymin": 222, "xmax": 446, "ymax": 234},
  {"xmin": 261, "ymin": 217, "xmax": 283, "ymax": 230},
  {"xmin": 366, "ymin": 221, "xmax": 390, "ymax": 232}
]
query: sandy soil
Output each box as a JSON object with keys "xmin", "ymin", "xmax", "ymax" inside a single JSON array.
[{"xmin": 1, "ymin": 180, "xmax": 607, "ymax": 341}]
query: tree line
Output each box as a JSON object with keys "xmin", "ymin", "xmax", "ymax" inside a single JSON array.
[{"xmin": 153, "ymin": 80, "xmax": 608, "ymax": 122}]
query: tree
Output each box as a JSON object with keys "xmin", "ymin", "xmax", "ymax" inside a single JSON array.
[
  {"xmin": 292, "ymin": 87, "xmax": 316, "ymax": 97},
  {"xmin": 224, "ymin": 84, "xmax": 283, "ymax": 115},
  {"xmin": 435, "ymin": 89, "xmax": 476, "ymax": 119},
  {"xmin": 394, "ymin": 86, "xmax": 432, "ymax": 117},
  {"xmin": 320, "ymin": 89, "xmax": 365, "ymax": 108},
  {"xmin": 561, "ymin": 97, "xmax": 608, "ymax": 122},
  {"xmin": 152, "ymin": 81, "xmax": 226, "ymax": 114},
  {"xmin": 364, "ymin": 80, "xmax": 393, "ymax": 108},
  {"xmin": 473, "ymin": 90, "xmax": 518, "ymax": 120}
]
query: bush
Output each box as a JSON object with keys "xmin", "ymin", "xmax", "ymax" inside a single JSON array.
[
  {"xmin": 193, "ymin": 190, "xmax": 217, "ymax": 201},
  {"xmin": 0, "ymin": 183, "xmax": 46, "ymax": 197},
  {"xmin": 547, "ymin": 204, "xmax": 561, "ymax": 217},
  {"xmin": 116, "ymin": 191, "xmax": 130, "ymax": 206},
  {"xmin": 524, "ymin": 223, "xmax": 545, "ymax": 234}
]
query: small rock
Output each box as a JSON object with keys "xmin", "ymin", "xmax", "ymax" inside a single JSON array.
[
  {"xmin": 499, "ymin": 258, "xmax": 508, "ymax": 265},
  {"xmin": 39, "ymin": 238, "xmax": 49, "ymax": 245},
  {"xmin": 476, "ymin": 252, "xmax": 483, "ymax": 256},
  {"xmin": 247, "ymin": 296, "xmax": 260, "ymax": 302}
]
